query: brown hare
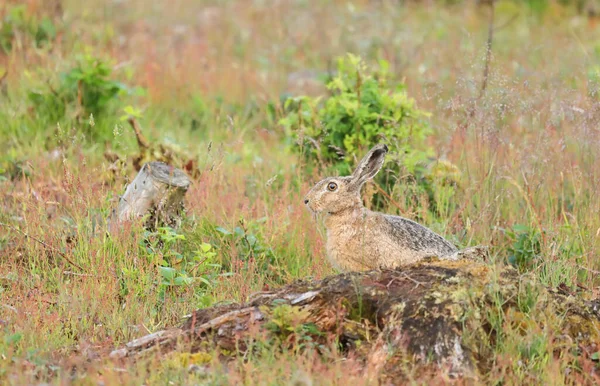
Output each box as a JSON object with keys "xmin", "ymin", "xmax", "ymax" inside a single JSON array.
[{"xmin": 303, "ymin": 144, "xmax": 459, "ymax": 272}]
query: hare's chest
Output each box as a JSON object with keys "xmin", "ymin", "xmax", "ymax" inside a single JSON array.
[{"xmin": 325, "ymin": 225, "xmax": 378, "ymax": 271}]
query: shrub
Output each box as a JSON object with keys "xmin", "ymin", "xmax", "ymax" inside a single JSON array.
[
  {"xmin": 28, "ymin": 53, "xmax": 128, "ymax": 119},
  {"xmin": 26, "ymin": 53, "xmax": 142, "ymax": 141},
  {"xmin": 280, "ymin": 54, "xmax": 433, "ymax": 175},
  {"xmin": 59, "ymin": 54, "xmax": 128, "ymax": 118},
  {"xmin": 0, "ymin": 5, "xmax": 57, "ymax": 54},
  {"xmin": 279, "ymin": 54, "xmax": 459, "ymax": 212}
]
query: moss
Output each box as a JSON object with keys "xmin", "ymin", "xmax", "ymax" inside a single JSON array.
[
  {"xmin": 120, "ymin": 259, "xmax": 600, "ymax": 382},
  {"xmin": 161, "ymin": 351, "xmax": 213, "ymax": 370}
]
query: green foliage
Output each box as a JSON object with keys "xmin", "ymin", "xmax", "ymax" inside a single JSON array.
[
  {"xmin": 501, "ymin": 223, "xmax": 584, "ymax": 287},
  {"xmin": 280, "ymin": 54, "xmax": 461, "ymax": 213},
  {"xmin": 515, "ymin": 333, "xmax": 550, "ymax": 375},
  {"xmin": 213, "ymin": 219, "xmax": 281, "ymax": 281},
  {"xmin": 280, "ymin": 53, "xmax": 433, "ymax": 177},
  {"xmin": 524, "ymin": 0, "xmax": 551, "ymax": 16},
  {"xmin": 26, "ymin": 53, "xmax": 143, "ymax": 140},
  {"xmin": 58, "ymin": 55, "xmax": 128, "ymax": 117},
  {"xmin": 587, "ymin": 64, "xmax": 600, "ymax": 99},
  {"xmin": 0, "ymin": 5, "xmax": 57, "ymax": 54},
  {"xmin": 28, "ymin": 53, "xmax": 124, "ymax": 120},
  {"xmin": 140, "ymin": 227, "xmax": 221, "ymax": 301},
  {"xmin": 502, "ymin": 224, "xmax": 542, "ymax": 272},
  {"xmin": 264, "ymin": 304, "xmax": 324, "ymax": 351}
]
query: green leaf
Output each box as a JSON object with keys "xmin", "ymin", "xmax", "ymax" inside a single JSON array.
[
  {"xmin": 174, "ymin": 275, "xmax": 193, "ymax": 286},
  {"xmin": 234, "ymin": 227, "xmax": 244, "ymax": 237},
  {"xmin": 512, "ymin": 224, "xmax": 531, "ymax": 233},
  {"xmin": 200, "ymin": 242, "xmax": 212, "ymax": 253},
  {"xmin": 215, "ymin": 226, "xmax": 232, "ymax": 235},
  {"xmin": 4, "ymin": 332, "xmax": 22, "ymax": 345},
  {"xmin": 159, "ymin": 266, "xmax": 177, "ymax": 281},
  {"xmin": 196, "ymin": 276, "xmax": 213, "ymax": 287}
]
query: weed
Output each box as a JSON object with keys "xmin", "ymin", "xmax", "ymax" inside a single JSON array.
[
  {"xmin": 26, "ymin": 52, "xmax": 144, "ymax": 141},
  {"xmin": 2, "ymin": 0, "xmax": 600, "ymax": 384},
  {"xmin": 0, "ymin": 5, "xmax": 57, "ymax": 54},
  {"xmin": 280, "ymin": 54, "xmax": 432, "ymax": 179},
  {"xmin": 140, "ymin": 226, "xmax": 221, "ymax": 303},
  {"xmin": 212, "ymin": 219, "xmax": 281, "ymax": 282},
  {"xmin": 264, "ymin": 304, "xmax": 325, "ymax": 352},
  {"xmin": 502, "ymin": 224, "xmax": 543, "ymax": 272}
]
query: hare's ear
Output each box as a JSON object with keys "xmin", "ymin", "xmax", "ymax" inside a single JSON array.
[{"xmin": 349, "ymin": 144, "xmax": 388, "ymax": 190}]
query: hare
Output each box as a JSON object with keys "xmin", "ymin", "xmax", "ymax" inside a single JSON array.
[{"xmin": 303, "ymin": 144, "xmax": 459, "ymax": 272}]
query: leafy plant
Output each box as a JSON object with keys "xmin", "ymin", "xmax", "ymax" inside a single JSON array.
[
  {"xmin": 59, "ymin": 54, "xmax": 128, "ymax": 117},
  {"xmin": 502, "ymin": 224, "xmax": 542, "ymax": 271},
  {"xmin": 280, "ymin": 54, "xmax": 461, "ymax": 212},
  {"xmin": 264, "ymin": 303, "xmax": 324, "ymax": 351},
  {"xmin": 214, "ymin": 219, "xmax": 279, "ymax": 278},
  {"xmin": 141, "ymin": 227, "xmax": 221, "ymax": 301},
  {"xmin": 0, "ymin": 5, "xmax": 57, "ymax": 54},
  {"xmin": 280, "ymin": 54, "xmax": 433, "ymax": 176},
  {"xmin": 27, "ymin": 53, "xmax": 142, "ymax": 140}
]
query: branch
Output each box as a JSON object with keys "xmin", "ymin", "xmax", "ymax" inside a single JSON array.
[
  {"xmin": 478, "ymin": 0, "xmax": 495, "ymax": 101},
  {"xmin": 128, "ymin": 117, "xmax": 150, "ymax": 150}
]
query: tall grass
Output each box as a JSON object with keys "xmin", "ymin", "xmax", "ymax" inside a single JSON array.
[{"xmin": 1, "ymin": 0, "xmax": 600, "ymax": 384}]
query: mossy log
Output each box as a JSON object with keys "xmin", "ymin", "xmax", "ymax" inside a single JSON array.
[
  {"xmin": 109, "ymin": 258, "xmax": 600, "ymax": 383},
  {"xmin": 111, "ymin": 161, "xmax": 191, "ymax": 231}
]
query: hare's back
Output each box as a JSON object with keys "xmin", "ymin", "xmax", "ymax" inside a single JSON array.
[{"xmin": 381, "ymin": 214, "xmax": 458, "ymax": 255}]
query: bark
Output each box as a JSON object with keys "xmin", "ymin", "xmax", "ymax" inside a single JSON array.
[
  {"xmin": 108, "ymin": 257, "xmax": 600, "ymax": 382},
  {"xmin": 111, "ymin": 161, "xmax": 191, "ymax": 231}
]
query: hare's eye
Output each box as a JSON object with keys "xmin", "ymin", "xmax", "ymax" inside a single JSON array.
[{"xmin": 327, "ymin": 182, "xmax": 338, "ymax": 192}]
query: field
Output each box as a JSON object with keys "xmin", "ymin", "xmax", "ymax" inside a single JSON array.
[{"xmin": 2, "ymin": 0, "xmax": 600, "ymax": 384}]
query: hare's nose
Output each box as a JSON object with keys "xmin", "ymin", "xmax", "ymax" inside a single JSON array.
[{"xmin": 304, "ymin": 198, "xmax": 309, "ymax": 205}]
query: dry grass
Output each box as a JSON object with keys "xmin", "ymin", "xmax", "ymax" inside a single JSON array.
[{"xmin": 1, "ymin": 0, "xmax": 600, "ymax": 384}]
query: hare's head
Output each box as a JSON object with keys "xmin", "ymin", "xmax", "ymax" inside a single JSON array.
[{"xmin": 303, "ymin": 144, "xmax": 388, "ymax": 214}]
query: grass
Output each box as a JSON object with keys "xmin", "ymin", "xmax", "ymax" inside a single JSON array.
[{"xmin": 1, "ymin": 0, "xmax": 600, "ymax": 384}]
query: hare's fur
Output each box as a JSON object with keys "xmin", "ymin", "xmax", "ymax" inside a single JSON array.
[{"xmin": 304, "ymin": 144, "xmax": 458, "ymax": 271}]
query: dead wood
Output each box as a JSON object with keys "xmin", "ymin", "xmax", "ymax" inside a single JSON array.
[
  {"xmin": 108, "ymin": 257, "xmax": 600, "ymax": 383},
  {"xmin": 103, "ymin": 118, "xmax": 201, "ymax": 181},
  {"xmin": 110, "ymin": 161, "xmax": 191, "ymax": 231}
]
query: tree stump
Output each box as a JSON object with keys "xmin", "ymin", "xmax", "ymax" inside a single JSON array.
[{"xmin": 113, "ymin": 161, "xmax": 191, "ymax": 230}]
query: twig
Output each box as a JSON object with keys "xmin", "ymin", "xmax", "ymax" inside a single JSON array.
[
  {"xmin": 188, "ymin": 255, "xmax": 210, "ymax": 276},
  {"xmin": 391, "ymin": 273, "xmax": 426, "ymax": 291},
  {"xmin": 401, "ymin": 273, "xmax": 426, "ymax": 287},
  {"xmin": 0, "ymin": 222, "xmax": 85, "ymax": 272},
  {"xmin": 128, "ymin": 117, "xmax": 150, "ymax": 150},
  {"xmin": 460, "ymin": 0, "xmax": 496, "ymax": 125},
  {"xmin": 373, "ymin": 182, "xmax": 404, "ymax": 215},
  {"xmin": 112, "ymin": 306, "xmax": 258, "ymax": 359},
  {"xmin": 63, "ymin": 271, "xmax": 97, "ymax": 277},
  {"xmin": 76, "ymin": 79, "xmax": 83, "ymax": 119},
  {"xmin": 451, "ymin": 0, "xmax": 497, "ymax": 225},
  {"xmin": 478, "ymin": 0, "xmax": 495, "ymax": 100}
]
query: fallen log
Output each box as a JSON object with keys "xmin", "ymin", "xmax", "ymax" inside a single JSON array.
[
  {"xmin": 111, "ymin": 161, "xmax": 191, "ymax": 231},
  {"xmin": 109, "ymin": 257, "xmax": 600, "ymax": 383}
]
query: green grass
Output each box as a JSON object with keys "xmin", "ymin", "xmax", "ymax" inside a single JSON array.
[{"xmin": 1, "ymin": 0, "xmax": 600, "ymax": 384}]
